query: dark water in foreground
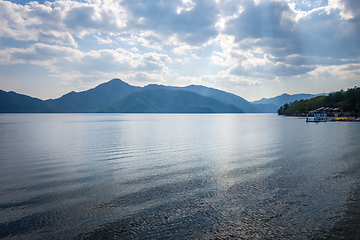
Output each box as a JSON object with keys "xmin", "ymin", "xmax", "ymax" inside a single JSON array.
[{"xmin": 1, "ymin": 114, "xmax": 360, "ymax": 239}]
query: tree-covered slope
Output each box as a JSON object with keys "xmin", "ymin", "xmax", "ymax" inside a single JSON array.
[
  {"xmin": 45, "ymin": 78, "xmax": 139, "ymax": 112},
  {"xmin": 182, "ymin": 85, "xmax": 258, "ymax": 113},
  {"xmin": 100, "ymin": 89, "xmax": 244, "ymax": 113},
  {"xmin": 278, "ymin": 88, "xmax": 360, "ymax": 115},
  {"xmin": 141, "ymin": 84, "xmax": 259, "ymax": 112},
  {"xmin": 251, "ymin": 103, "xmax": 279, "ymax": 113},
  {"xmin": 0, "ymin": 90, "xmax": 59, "ymax": 113},
  {"xmin": 253, "ymin": 93, "xmax": 320, "ymax": 108}
]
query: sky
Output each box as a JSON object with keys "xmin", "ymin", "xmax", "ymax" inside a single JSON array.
[{"xmin": 0, "ymin": 0, "xmax": 360, "ymax": 101}]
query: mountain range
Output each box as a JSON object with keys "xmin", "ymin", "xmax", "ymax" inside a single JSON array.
[
  {"xmin": 251, "ymin": 93, "xmax": 325, "ymax": 109},
  {"xmin": 0, "ymin": 78, "xmax": 325, "ymax": 113}
]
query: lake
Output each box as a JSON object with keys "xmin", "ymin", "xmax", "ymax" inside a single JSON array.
[{"xmin": 1, "ymin": 113, "xmax": 360, "ymax": 239}]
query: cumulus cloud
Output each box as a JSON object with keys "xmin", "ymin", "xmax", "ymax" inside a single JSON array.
[
  {"xmin": 224, "ymin": 0, "xmax": 296, "ymax": 41},
  {"xmin": 0, "ymin": 43, "xmax": 171, "ymax": 80},
  {"xmin": 267, "ymin": 54, "xmax": 360, "ymax": 66},
  {"xmin": 201, "ymin": 73, "xmax": 262, "ymax": 87},
  {"xmin": 230, "ymin": 62, "xmax": 316, "ymax": 79},
  {"xmin": 0, "ymin": 43, "xmax": 81, "ymax": 65},
  {"xmin": 172, "ymin": 44, "xmax": 201, "ymax": 55},
  {"xmin": 0, "ymin": 0, "xmax": 126, "ymax": 46},
  {"xmin": 177, "ymin": 75, "xmax": 199, "ymax": 84},
  {"xmin": 127, "ymin": 71, "xmax": 165, "ymax": 83},
  {"xmin": 177, "ymin": 71, "xmax": 262, "ymax": 89},
  {"xmin": 329, "ymin": 0, "xmax": 360, "ymax": 20},
  {"xmin": 122, "ymin": 0, "xmax": 219, "ymax": 46},
  {"xmin": 204, "ymin": 0, "xmax": 360, "ymax": 85},
  {"xmin": 95, "ymin": 35, "xmax": 114, "ymax": 44},
  {"xmin": 0, "ymin": 0, "xmax": 223, "ymax": 51}
]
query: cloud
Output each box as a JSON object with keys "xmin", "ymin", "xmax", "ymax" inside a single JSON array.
[
  {"xmin": 176, "ymin": 71, "xmax": 263, "ymax": 89},
  {"xmin": 0, "ymin": 0, "xmax": 222, "ymax": 53},
  {"xmin": 292, "ymin": 9, "xmax": 360, "ymax": 58},
  {"xmin": 0, "ymin": 0, "xmax": 126, "ymax": 46},
  {"xmin": 121, "ymin": 0, "xmax": 220, "ymax": 46},
  {"xmin": 203, "ymin": 0, "xmax": 360, "ymax": 90},
  {"xmin": 0, "ymin": 43, "xmax": 81, "ymax": 66},
  {"xmin": 217, "ymin": 0, "xmax": 360, "ymax": 62},
  {"xmin": 75, "ymin": 49, "xmax": 171, "ymax": 74},
  {"xmin": 201, "ymin": 73, "xmax": 262, "ymax": 87},
  {"xmin": 172, "ymin": 44, "xmax": 201, "ymax": 55},
  {"xmin": 224, "ymin": 1, "xmax": 296, "ymax": 41},
  {"xmin": 94, "ymin": 35, "xmax": 114, "ymax": 44},
  {"xmin": 230, "ymin": 62, "xmax": 316, "ymax": 79},
  {"xmin": 330, "ymin": 0, "xmax": 360, "ymax": 20},
  {"xmin": 177, "ymin": 75, "xmax": 199, "ymax": 84},
  {"xmin": 0, "ymin": 43, "xmax": 171, "ymax": 79},
  {"xmin": 0, "ymin": 1, "xmax": 77, "ymax": 45},
  {"xmin": 126, "ymin": 71, "xmax": 165, "ymax": 83},
  {"xmin": 130, "ymin": 47, "xmax": 139, "ymax": 52},
  {"xmin": 309, "ymin": 64, "xmax": 360, "ymax": 79},
  {"xmin": 131, "ymin": 31, "xmax": 178, "ymax": 50},
  {"xmin": 61, "ymin": 0, "xmax": 127, "ymax": 36}
]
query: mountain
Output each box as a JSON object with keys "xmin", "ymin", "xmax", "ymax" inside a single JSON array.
[
  {"xmin": 100, "ymin": 88, "xmax": 244, "ymax": 113},
  {"xmin": 0, "ymin": 78, "xmax": 326, "ymax": 113},
  {"xmin": 250, "ymin": 103, "xmax": 279, "ymax": 113},
  {"xmin": 181, "ymin": 85, "xmax": 259, "ymax": 113},
  {"xmin": 0, "ymin": 90, "xmax": 58, "ymax": 113},
  {"xmin": 141, "ymin": 84, "xmax": 259, "ymax": 113},
  {"xmin": 45, "ymin": 78, "xmax": 139, "ymax": 112},
  {"xmin": 252, "ymin": 93, "xmax": 325, "ymax": 112}
]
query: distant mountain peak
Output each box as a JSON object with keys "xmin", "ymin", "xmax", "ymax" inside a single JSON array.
[
  {"xmin": 100, "ymin": 78, "xmax": 129, "ymax": 86},
  {"xmin": 187, "ymin": 84, "xmax": 214, "ymax": 89},
  {"xmin": 252, "ymin": 92, "xmax": 325, "ymax": 110},
  {"xmin": 63, "ymin": 91, "xmax": 77, "ymax": 96},
  {"xmin": 108, "ymin": 78, "xmax": 124, "ymax": 82}
]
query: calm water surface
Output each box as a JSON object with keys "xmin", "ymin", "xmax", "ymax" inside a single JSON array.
[{"xmin": 0, "ymin": 114, "xmax": 360, "ymax": 239}]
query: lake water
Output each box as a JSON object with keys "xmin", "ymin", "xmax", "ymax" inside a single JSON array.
[{"xmin": 1, "ymin": 114, "xmax": 360, "ymax": 239}]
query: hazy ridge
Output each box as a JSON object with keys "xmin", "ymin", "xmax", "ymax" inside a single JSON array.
[
  {"xmin": 0, "ymin": 78, "xmax": 324, "ymax": 113},
  {"xmin": 100, "ymin": 88, "xmax": 244, "ymax": 113}
]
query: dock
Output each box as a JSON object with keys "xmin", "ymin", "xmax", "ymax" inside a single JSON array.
[
  {"xmin": 306, "ymin": 113, "xmax": 330, "ymax": 122},
  {"xmin": 306, "ymin": 113, "xmax": 360, "ymax": 122}
]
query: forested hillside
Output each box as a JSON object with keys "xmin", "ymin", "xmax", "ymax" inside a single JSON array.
[{"xmin": 278, "ymin": 87, "xmax": 360, "ymax": 115}]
